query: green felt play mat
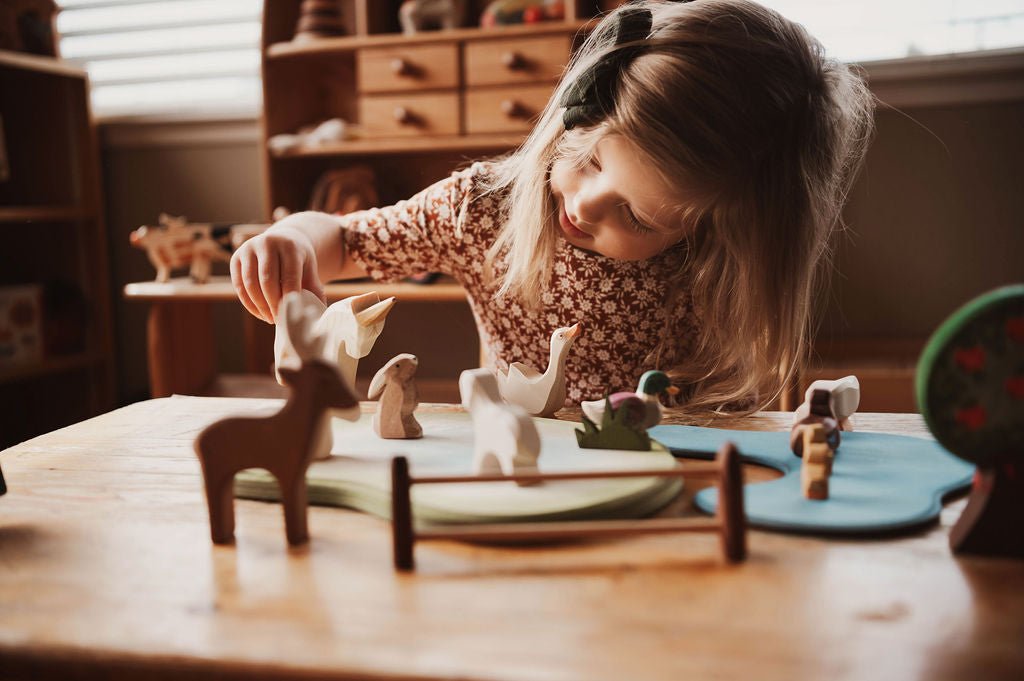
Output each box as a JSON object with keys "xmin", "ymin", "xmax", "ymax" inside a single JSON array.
[{"xmin": 235, "ymin": 412, "xmax": 682, "ymax": 524}]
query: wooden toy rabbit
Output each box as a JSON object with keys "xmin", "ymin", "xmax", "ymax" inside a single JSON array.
[{"xmin": 368, "ymin": 353, "xmax": 422, "ymax": 439}]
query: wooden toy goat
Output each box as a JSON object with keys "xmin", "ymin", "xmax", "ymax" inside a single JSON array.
[
  {"xmin": 368, "ymin": 353, "xmax": 422, "ymax": 439},
  {"xmin": 194, "ymin": 294, "xmax": 359, "ymax": 545},
  {"xmin": 459, "ymin": 368, "xmax": 541, "ymax": 485},
  {"xmin": 274, "ymin": 289, "xmax": 396, "ymax": 395}
]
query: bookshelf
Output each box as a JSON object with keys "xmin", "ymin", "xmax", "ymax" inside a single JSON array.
[{"xmin": 0, "ymin": 50, "xmax": 114, "ymax": 448}]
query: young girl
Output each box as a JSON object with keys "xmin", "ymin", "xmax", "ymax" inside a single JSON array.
[{"xmin": 232, "ymin": 0, "xmax": 874, "ymax": 413}]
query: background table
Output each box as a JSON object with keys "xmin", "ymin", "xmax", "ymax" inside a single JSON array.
[{"xmin": 1, "ymin": 398, "xmax": 1022, "ymax": 680}]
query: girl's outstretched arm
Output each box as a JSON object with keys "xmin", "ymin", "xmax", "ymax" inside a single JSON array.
[{"xmin": 230, "ymin": 210, "xmax": 367, "ymax": 323}]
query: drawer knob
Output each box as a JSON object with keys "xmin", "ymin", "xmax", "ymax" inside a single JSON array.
[
  {"xmin": 393, "ymin": 106, "xmax": 419, "ymax": 125},
  {"xmin": 391, "ymin": 58, "xmax": 416, "ymax": 77},
  {"xmin": 501, "ymin": 99, "xmax": 528, "ymax": 118},
  {"xmin": 502, "ymin": 51, "xmax": 525, "ymax": 69}
]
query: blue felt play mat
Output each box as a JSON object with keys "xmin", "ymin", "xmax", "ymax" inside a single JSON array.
[{"xmin": 647, "ymin": 425, "xmax": 975, "ymax": 534}]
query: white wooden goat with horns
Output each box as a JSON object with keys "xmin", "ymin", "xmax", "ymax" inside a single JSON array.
[
  {"xmin": 459, "ymin": 368, "xmax": 541, "ymax": 486},
  {"xmin": 273, "ymin": 290, "xmax": 364, "ymax": 460},
  {"xmin": 274, "ymin": 290, "xmax": 396, "ymax": 394}
]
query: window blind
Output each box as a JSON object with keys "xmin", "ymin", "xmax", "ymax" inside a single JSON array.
[
  {"xmin": 56, "ymin": 1, "xmax": 1024, "ymax": 120},
  {"xmin": 58, "ymin": 0, "xmax": 263, "ymax": 120}
]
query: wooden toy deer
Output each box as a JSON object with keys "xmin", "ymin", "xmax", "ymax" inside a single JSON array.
[
  {"xmin": 367, "ymin": 353, "xmax": 422, "ymax": 439},
  {"xmin": 274, "ymin": 289, "xmax": 396, "ymax": 394},
  {"xmin": 460, "ymin": 368, "xmax": 541, "ymax": 486},
  {"xmin": 194, "ymin": 294, "xmax": 359, "ymax": 545}
]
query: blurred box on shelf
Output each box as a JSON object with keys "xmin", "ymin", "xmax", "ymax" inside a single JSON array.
[{"xmin": 0, "ymin": 284, "xmax": 43, "ymax": 367}]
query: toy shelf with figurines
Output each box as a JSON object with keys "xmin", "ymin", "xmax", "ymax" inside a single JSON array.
[{"xmin": 259, "ymin": 1, "xmax": 624, "ymax": 214}]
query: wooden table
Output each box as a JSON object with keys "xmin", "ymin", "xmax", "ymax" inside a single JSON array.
[
  {"xmin": 123, "ymin": 277, "xmax": 468, "ymax": 399},
  {"xmin": 1, "ymin": 398, "xmax": 1022, "ymax": 680}
]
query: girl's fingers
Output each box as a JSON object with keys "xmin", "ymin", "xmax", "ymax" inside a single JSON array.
[
  {"xmin": 278, "ymin": 243, "xmax": 304, "ymax": 300},
  {"xmin": 300, "ymin": 251, "xmax": 325, "ymax": 303},
  {"xmin": 258, "ymin": 246, "xmax": 282, "ymax": 323},
  {"xmin": 241, "ymin": 247, "xmax": 273, "ymax": 323},
  {"xmin": 230, "ymin": 249, "xmax": 264, "ymax": 322}
]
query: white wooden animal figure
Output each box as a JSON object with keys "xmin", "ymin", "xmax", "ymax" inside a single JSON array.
[
  {"xmin": 193, "ymin": 296, "xmax": 360, "ymax": 545},
  {"xmin": 367, "ymin": 353, "xmax": 422, "ymax": 439},
  {"xmin": 274, "ymin": 289, "xmax": 396, "ymax": 395},
  {"xmin": 274, "ymin": 291, "xmax": 364, "ymax": 460},
  {"xmin": 495, "ymin": 323, "xmax": 581, "ymax": 417},
  {"xmin": 790, "ymin": 375, "xmax": 860, "ymax": 457},
  {"xmin": 460, "ymin": 368, "xmax": 541, "ymax": 485},
  {"xmin": 399, "ymin": 0, "xmax": 466, "ymax": 34},
  {"xmin": 797, "ymin": 375, "xmax": 861, "ymax": 430}
]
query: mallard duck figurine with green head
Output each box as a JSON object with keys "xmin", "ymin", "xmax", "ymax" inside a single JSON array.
[{"xmin": 581, "ymin": 370, "xmax": 680, "ymax": 430}]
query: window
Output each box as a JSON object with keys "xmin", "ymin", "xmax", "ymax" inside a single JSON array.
[
  {"xmin": 56, "ymin": 1, "xmax": 1024, "ymax": 120},
  {"xmin": 767, "ymin": 0, "xmax": 1024, "ymax": 62},
  {"xmin": 58, "ymin": 0, "xmax": 262, "ymax": 120}
]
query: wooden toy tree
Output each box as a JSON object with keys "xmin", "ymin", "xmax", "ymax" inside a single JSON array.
[{"xmin": 917, "ymin": 285, "xmax": 1024, "ymax": 558}]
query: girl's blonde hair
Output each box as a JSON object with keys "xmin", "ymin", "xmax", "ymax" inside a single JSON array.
[{"xmin": 484, "ymin": 0, "xmax": 875, "ymax": 413}]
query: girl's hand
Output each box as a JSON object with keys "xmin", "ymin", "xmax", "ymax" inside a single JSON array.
[{"xmin": 230, "ymin": 224, "xmax": 326, "ymax": 323}]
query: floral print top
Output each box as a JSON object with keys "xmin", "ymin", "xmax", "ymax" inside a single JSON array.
[{"xmin": 341, "ymin": 161, "xmax": 694, "ymax": 406}]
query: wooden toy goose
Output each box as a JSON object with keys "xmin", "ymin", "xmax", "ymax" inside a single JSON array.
[
  {"xmin": 495, "ymin": 322, "xmax": 581, "ymax": 417},
  {"xmin": 581, "ymin": 370, "xmax": 680, "ymax": 430}
]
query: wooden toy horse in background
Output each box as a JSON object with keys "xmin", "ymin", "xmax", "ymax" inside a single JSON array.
[
  {"xmin": 460, "ymin": 368, "xmax": 541, "ymax": 486},
  {"xmin": 194, "ymin": 294, "xmax": 359, "ymax": 545},
  {"xmin": 274, "ymin": 289, "xmax": 396, "ymax": 394},
  {"xmin": 129, "ymin": 213, "xmax": 270, "ymax": 283}
]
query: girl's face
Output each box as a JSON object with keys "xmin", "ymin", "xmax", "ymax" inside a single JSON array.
[{"xmin": 549, "ymin": 134, "xmax": 688, "ymax": 260}]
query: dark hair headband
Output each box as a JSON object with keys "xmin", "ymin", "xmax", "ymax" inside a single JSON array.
[{"xmin": 560, "ymin": 6, "xmax": 653, "ymax": 130}]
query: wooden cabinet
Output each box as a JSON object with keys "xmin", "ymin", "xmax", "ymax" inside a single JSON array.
[
  {"xmin": 0, "ymin": 50, "xmax": 114, "ymax": 448},
  {"xmin": 260, "ymin": 2, "xmax": 616, "ymax": 209},
  {"xmin": 257, "ymin": 1, "xmax": 618, "ymax": 395}
]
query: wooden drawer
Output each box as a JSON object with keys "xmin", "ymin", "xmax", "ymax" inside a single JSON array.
[
  {"xmin": 360, "ymin": 92, "xmax": 461, "ymax": 138},
  {"xmin": 464, "ymin": 35, "xmax": 571, "ymax": 87},
  {"xmin": 358, "ymin": 43, "xmax": 459, "ymax": 94},
  {"xmin": 465, "ymin": 84, "xmax": 552, "ymax": 134}
]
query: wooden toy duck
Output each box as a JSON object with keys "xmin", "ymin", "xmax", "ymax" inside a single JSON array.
[
  {"xmin": 581, "ymin": 370, "xmax": 680, "ymax": 430},
  {"xmin": 495, "ymin": 323, "xmax": 581, "ymax": 417}
]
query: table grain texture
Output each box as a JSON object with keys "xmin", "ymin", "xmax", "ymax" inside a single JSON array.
[{"xmin": 1, "ymin": 397, "xmax": 1022, "ymax": 681}]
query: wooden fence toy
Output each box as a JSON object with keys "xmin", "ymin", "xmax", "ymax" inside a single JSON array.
[{"xmin": 389, "ymin": 441, "xmax": 746, "ymax": 571}]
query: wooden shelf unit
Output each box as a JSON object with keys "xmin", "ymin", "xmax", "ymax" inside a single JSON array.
[
  {"xmin": 0, "ymin": 50, "xmax": 115, "ymax": 448},
  {"xmin": 254, "ymin": 1, "xmax": 620, "ymax": 395},
  {"xmin": 260, "ymin": 1, "xmax": 618, "ymax": 212}
]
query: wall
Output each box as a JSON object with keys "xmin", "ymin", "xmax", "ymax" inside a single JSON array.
[
  {"xmin": 103, "ymin": 127, "xmax": 264, "ymax": 404},
  {"xmin": 101, "ymin": 54, "xmax": 1024, "ymax": 407}
]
